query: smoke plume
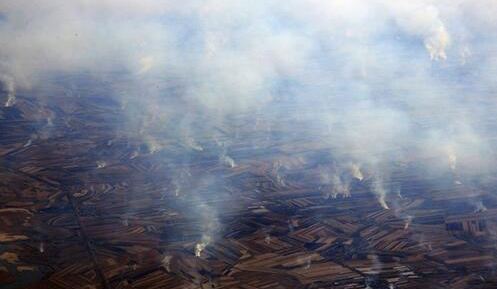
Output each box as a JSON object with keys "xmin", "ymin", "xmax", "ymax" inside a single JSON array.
[{"xmin": 1, "ymin": 1, "xmax": 497, "ymax": 210}]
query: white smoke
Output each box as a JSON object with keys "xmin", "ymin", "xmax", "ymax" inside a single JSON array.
[
  {"xmin": 384, "ymin": 1, "xmax": 450, "ymax": 61},
  {"xmin": 331, "ymin": 174, "xmax": 351, "ymax": 198},
  {"xmin": 404, "ymin": 215, "xmax": 413, "ymax": 230},
  {"xmin": 23, "ymin": 139, "xmax": 32, "ymax": 148},
  {"xmin": 1, "ymin": 75, "xmax": 16, "ymax": 107},
  {"xmin": 350, "ymin": 163, "xmax": 364, "ymax": 181},
  {"xmin": 172, "ymin": 168, "xmax": 192, "ymax": 197},
  {"xmin": 96, "ymin": 161, "xmax": 107, "ymax": 169},
  {"xmin": 195, "ymin": 236, "xmax": 210, "ymax": 257},
  {"xmin": 0, "ymin": 0, "xmax": 496, "ymax": 234},
  {"xmin": 194, "ymin": 203, "xmax": 219, "ymax": 258},
  {"xmin": 220, "ymin": 153, "xmax": 236, "ymax": 168},
  {"xmin": 473, "ymin": 200, "xmax": 487, "ymax": 213},
  {"xmin": 446, "ymin": 145, "xmax": 457, "ymax": 171},
  {"xmin": 370, "ymin": 254, "xmax": 383, "ymax": 275},
  {"xmin": 161, "ymin": 255, "xmax": 172, "ymax": 272},
  {"xmin": 184, "ymin": 137, "xmax": 204, "ymax": 152},
  {"xmin": 372, "ymin": 176, "xmax": 390, "ymax": 210},
  {"xmin": 264, "ymin": 234, "xmax": 271, "ymax": 245}
]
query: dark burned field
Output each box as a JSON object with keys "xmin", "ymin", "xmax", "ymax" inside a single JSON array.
[{"xmin": 1, "ymin": 89, "xmax": 497, "ymax": 289}]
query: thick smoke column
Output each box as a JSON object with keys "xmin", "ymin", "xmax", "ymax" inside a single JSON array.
[
  {"xmin": 1, "ymin": 74, "xmax": 15, "ymax": 107},
  {"xmin": 194, "ymin": 203, "xmax": 219, "ymax": 257},
  {"xmin": 350, "ymin": 163, "xmax": 364, "ymax": 181},
  {"xmin": 372, "ymin": 176, "xmax": 390, "ymax": 210},
  {"xmin": 386, "ymin": 1, "xmax": 450, "ymax": 60}
]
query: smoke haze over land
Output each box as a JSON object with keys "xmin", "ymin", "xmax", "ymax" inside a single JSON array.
[{"xmin": 1, "ymin": 0, "xmax": 497, "ymax": 208}]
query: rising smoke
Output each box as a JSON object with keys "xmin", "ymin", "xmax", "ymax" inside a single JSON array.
[{"xmin": 1, "ymin": 1, "xmax": 497, "ymax": 218}]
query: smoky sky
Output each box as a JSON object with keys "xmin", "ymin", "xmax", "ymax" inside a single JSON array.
[{"xmin": 1, "ymin": 0, "xmax": 497, "ymax": 209}]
